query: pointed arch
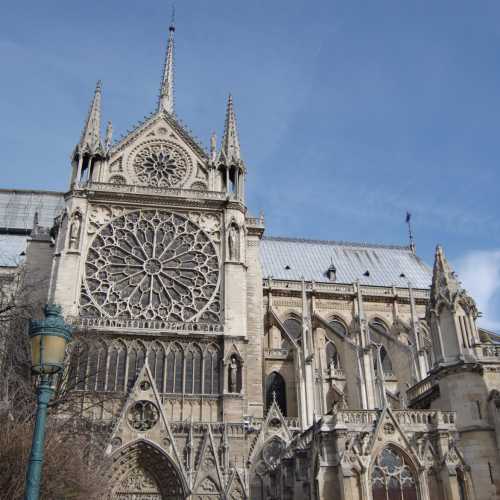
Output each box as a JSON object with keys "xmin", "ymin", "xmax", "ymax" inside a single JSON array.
[
  {"xmin": 127, "ymin": 341, "xmax": 146, "ymax": 389},
  {"xmin": 369, "ymin": 317, "xmax": 390, "ymax": 336},
  {"xmin": 283, "ymin": 316, "xmax": 302, "ymax": 342},
  {"xmin": 328, "ymin": 317, "xmax": 348, "ymax": 337},
  {"xmin": 107, "ymin": 340, "xmax": 127, "ymax": 392},
  {"xmin": 166, "ymin": 342, "xmax": 183, "ymax": 394},
  {"xmin": 204, "ymin": 344, "xmax": 220, "ymax": 395},
  {"xmin": 266, "ymin": 372, "xmax": 287, "ymax": 416},
  {"xmin": 148, "ymin": 341, "xmax": 165, "ymax": 393},
  {"xmin": 371, "ymin": 445, "xmax": 418, "ymax": 500},
  {"xmin": 325, "ymin": 340, "xmax": 341, "ymax": 369},
  {"xmin": 87, "ymin": 339, "xmax": 107, "ymax": 391},
  {"xmin": 110, "ymin": 439, "xmax": 186, "ymax": 499}
]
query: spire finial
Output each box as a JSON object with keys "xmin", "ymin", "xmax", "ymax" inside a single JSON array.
[
  {"xmin": 405, "ymin": 211, "xmax": 416, "ymax": 253},
  {"xmin": 105, "ymin": 120, "xmax": 113, "ymax": 150},
  {"xmin": 158, "ymin": 8, "xmax": 175, "ymax": 113},
  {"xmin": 218, "ymin": 93, "xmax": 241, "ymax": 165},
  {"xmin": 79, "ymin": 80, "xmax": 103, "ymax": 154}
]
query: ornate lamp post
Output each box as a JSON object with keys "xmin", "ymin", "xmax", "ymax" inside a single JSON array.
[{"xmin": 25, "ymin": 304, "xmax": 72, "ymax": 500}]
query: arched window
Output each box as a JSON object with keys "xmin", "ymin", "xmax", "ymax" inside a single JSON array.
[
  {"xmin": 165, "ymin": 344, "xmax": 183, "ymax": 394},
  {"xmin": 374, "ymin": 345, "xmax": 393, "ymax": 376},
  {"xmin": 148, "ymin": 342, "xmax": 165, "ymax": 393},
  {"xmin": 203, "ymin": 345, "xmax": 219, "ymax": 394},
  {"xmin": 370, "ymin": 318, "xmax": 390, "ymax": 336},
  {"xmin": 371, "ymin": 447, "xmax": 417, "ymax": 500},
  {"xmin": 185, "ymin": 345, "xmax": 202, "ymax": 394},
  {"xmin": 329, "ymin": 319, "xmax": 347, "ymax": 337},
  {"xmin": 68, "ymin": 341, "xmax": 88, "ymax": 391},
  {"xmin": 326, "ymin": 341, "xmax": 340, "ymax": 368},
  {"xmin": 127, "ymin": 342, "xmax": 146, "ymax": 389},
  {"xmin": 266, "ymin": 372, "xmax": 287, "ymax": 416},
  {"xmin": 86, "ymin": 341, "xmax": 107, "ymax": 391},
  {"xmin": 283, "ymin": 318, "xmax": 302, "ymax": 342}
]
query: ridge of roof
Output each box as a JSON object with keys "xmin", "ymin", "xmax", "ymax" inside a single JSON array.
[
  {"xmin": 0, "ymin": 188, "xmax": 65, "ymax": 196},
  {"xmin": 262, "ymin": 235, "xmax": 413, "ymax": 252}
]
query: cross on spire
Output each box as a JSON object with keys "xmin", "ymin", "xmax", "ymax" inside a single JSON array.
[{"xmin": 158, "ymin": 7, "xmax": 176, "ymax": 113}]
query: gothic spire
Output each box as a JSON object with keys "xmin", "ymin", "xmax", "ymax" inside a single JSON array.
[
  {"xmin": 158, "ymin": 9, "xmax": 175, "ymax": 114},
  {"xmin": 79, "ymin": 80, "xmax": 103, "ymax": 154},
  {"xmin": 218, "ymin": 94, "xmax": 241, "ymax": 165},
  {"xmin": 430, "ymin": 245, "xmax": 461, "ymax": 310}
]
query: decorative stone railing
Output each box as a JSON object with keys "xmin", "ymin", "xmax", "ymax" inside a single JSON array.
[
  {"xmin": 406, "ymin": 377, "xmax": 438, "ymax": 403},
  {"xmin": 326, "ymin": 367, "xmax": 346, "ymax": 380},
  {"xmin": 83, "ymin": 181, "xmax": 228, "ymax": 201},
  {"xmin": 263, "ymin": 279, "xmax": 430, "ymax": 300},
  {"xmin": 72, "ymin": 316, "xmax": 224, "ymax": 334},
  {"xmin": 245, "ymin": 216, "xmax": 265, "ymax": 227},
  {"xmin": 264, "ymin": 348, "xmax": 291, "ymax": 360},
  {"xmin": 327, "ymin": 408, "xmax": 456, "ymax": 431},
  {"xmin": 476, "ymin": 344, "xmax": 500, "ymax": 360}
]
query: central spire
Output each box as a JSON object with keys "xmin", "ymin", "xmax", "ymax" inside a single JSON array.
[{"xmin": 158, "ymin": 8, "xmax": 175, "ymax": 114}]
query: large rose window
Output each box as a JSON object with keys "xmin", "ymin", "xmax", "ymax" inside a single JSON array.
[
  {"xmin": 81, "ymin": 210, "xmax": 220, "ymax": 322},
  {"xmin": 133, "ymin": 141, "xmax": 190, "ymax": 187}
]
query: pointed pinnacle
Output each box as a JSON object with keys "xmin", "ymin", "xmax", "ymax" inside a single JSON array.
[
  {"xmin": 218, "ymin": 93, "xmax": 241, "ymax": 165},
  {"xmin": 105, "ymin": 120, "xmax": 113, "ymax": 149},
  {"xmin": 158, "ymin": 13, "xmax": 175, "ymax": 114},
  {"xmin": 79, "ymin": 80, "xmax": 103, "ymax": 154}
]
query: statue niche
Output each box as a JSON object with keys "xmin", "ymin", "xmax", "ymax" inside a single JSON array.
[
  {"xmin": 68, "ymin": 209, "xmax": 82, "ymax": 250},
  {"xmin": 227, "ymin": 222, "xmax": 240, "ymax": 262},
  {"xmin": 228, "ymin": 355, "xmax": 242, "ymax": 393}
]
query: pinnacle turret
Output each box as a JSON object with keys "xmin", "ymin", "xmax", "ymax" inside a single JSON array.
[
  {"xmin": 78, "ymin": 80, "xmax": 103, "ymax": 155},
  {"xmin": 158, "ymin": 12, "xmax": 175, "ymax": 114},
  {"xmin": 218, "ymin": 94, "xmax": 242, "ymax": 166},
  {"xmin": 430, "ymin": 245, "xmax": 463, "ymax": 311}
]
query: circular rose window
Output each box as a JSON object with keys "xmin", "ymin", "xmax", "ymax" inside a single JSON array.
[
  {"xmin": 127, "ymin": 401, "xmax": 159, "ymax": 431},
  {"xmin": 132, "ymin": 141, "xmax": 191, "ymax": 187},
  {"xmin": 82, "ymin": 210, "xmax": 221, "ymax": 322}
]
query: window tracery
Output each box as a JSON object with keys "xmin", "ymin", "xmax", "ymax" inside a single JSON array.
[
  {"xmin": 371, "ymin": 447, "xmax": 417, "ymax": 500},
  {"xmin": 132, "ymin": 141, "xmax": 191, "ymax": 187},
  {"xmin": 266, "ymin": 372, "xmax": 287, "ymax": 416},
  {"xmin": 329, "ymin": 318, "xmax": 348, "ymax": 337},
  {"xmin": 81, "ymin": 209, "xmax": 221, "ymax": 323}
]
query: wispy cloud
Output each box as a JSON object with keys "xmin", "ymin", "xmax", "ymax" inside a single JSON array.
[{"xmin": 455, "ymin": 250, "xmax": 500, "ymax": 332}]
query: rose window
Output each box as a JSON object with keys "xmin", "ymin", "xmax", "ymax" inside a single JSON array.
[
  {"xmin": 127, "ymin": 401, "xmax": 159, "ymax": 431},
  {"xmin": 82, "ymin": 210, "xmax": 220, "ymax": 322},
  {"xmin": 133, "ymin": 141, "xmax": 190, "ymax": 187}
]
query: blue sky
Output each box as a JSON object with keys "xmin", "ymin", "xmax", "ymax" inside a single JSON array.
[{"xmin": 1, "ymin": 1, "xmax": 499, "ymax": 330}]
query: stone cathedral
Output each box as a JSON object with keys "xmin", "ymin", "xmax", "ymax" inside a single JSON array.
[{"xmin": 3, "ymin": 18, "xmax": 500, "ymax": 500}]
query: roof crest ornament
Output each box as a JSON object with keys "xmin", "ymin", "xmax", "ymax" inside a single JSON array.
[
  {"xmin": 158, "ymin": 6, "xmax": 175, "ymax": 114},
  {"xmin": 218, "ymin": 94, "xmax": 242, "ymax": 166}
]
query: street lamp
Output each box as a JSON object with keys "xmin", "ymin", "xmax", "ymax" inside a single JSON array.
[{"xmin": 25, "ymin": 304, "xmax": 72, "ymax": 500}]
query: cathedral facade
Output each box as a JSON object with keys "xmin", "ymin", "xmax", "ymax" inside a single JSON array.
[{"xmin": 5, "ymin": 18, "xmax": 500, "ymax": 500}]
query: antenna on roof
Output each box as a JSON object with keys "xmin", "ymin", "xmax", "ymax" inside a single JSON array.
[{"xmin": 405, "ymin": 211, "xmax": 416, "ymax": 254}]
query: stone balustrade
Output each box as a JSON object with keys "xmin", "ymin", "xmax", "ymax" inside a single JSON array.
[
  {"xmin": 72, "ymin": 315, "xmax": 224, "ymax": 334},
  {"xmin": 406, "ymin": 377, "xmax": 438, "ymax": 403},
  {"xmin": 83, "ymin": 181, "xmax": 227, "ymax": 201},
  {"xmin": 476, "ymin": 343, "xmax": 500, "ymax": 360},
  {"xmin": 264, "ymin": 348, "xmax": 291, "ymax": 360}
]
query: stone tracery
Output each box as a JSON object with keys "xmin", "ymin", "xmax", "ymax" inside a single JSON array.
[
  {"xmin": 133, "ymin": 141, "xmax": 191, "ymax": 187},
  {"xmin": 81, "ymin": 210, "xmax": 220, "ymax": 322}
]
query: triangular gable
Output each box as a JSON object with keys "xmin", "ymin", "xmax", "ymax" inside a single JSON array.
[
  {"xmin": 225, "ymin": 467, "xmax": 247, "ymax": 500},
  {"xmin": 192, "ymin": 425, "xmax": 224, "ymax": 493},
  {"xmin": 223, "ymin": 343, "xmax": 244, "ymax": 364},
  {"xmin": 105, "ymin": 361, "xmax": 186, "ymax": 482},
  {"xmin": 248, "ymin": 397, "xmax": 292, "ymax": 464},
  {"xmin": 111, "ymin": 110, "xmax": 207, "ymax": 161}
]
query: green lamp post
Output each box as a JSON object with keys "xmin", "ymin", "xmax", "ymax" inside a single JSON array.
[{"xmin": 25, "ymin": 304, "xmax": 72, "ymax": 500}]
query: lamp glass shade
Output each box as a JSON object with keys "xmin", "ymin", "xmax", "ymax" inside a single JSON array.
[{"xmin": 30, "ymin": 332, "xmax": 67, "ymax": 375}]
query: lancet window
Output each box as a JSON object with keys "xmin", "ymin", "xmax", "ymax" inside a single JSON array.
[
  {"xmin": 329, "ymin": 318, "xmax": 347, "ymax": 337},
  {"xmin": 70, "ymin": 339, "xmax": 220, "ymax": 396},
  {"xmin": 371, "ymin": 447, "xmax": 418, "ymax": 500},
  {"xmin": 266, "ymin": 371, "xmax": 287, "ymax": 416},
  {"xmin": 326, "ymin": 341, "xmax": 340, "ymax": 369}
]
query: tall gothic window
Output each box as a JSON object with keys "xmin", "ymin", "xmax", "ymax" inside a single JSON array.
[
  {"xmin": 86, "ymin": 341, "xmax": 107, "ymax": 391},
  {"xmin": 371, "ymin": 447, "xmax": 417, "ymax": 500},
  {"xmin": 127, "ymin": 342, "xmax": 146, "ymax": 389},
  {"xmin": 148, "ymin": 342, "xmax": 165, "ymax": 393},
  {"xmin": 184, "ymin": 346, "xmax": 203, "ymax": 394},
  {"xmin": 329, "ymin": 319, "xmax": 347, "ymax": 337},
  {"xmin": 326, "ymin": 341, "xmax": 340, "ymax": 368},
  {"xmin": 283, "ymin": 318, "xmax": 302, "ymax": 343},
  {"xmin": 266, "ymin": 372, "xmax": 287, "ymax": 416},
  {"xmin": 166, "ymin": 344, "xmax": 183, "ymax": 394},
  {"xmin": 203, "ymin": 345, "xmax": 220, "ymax": 394},
  {"xmin": 75, "ymin": 342, "xmax": 89, "ymax": 390}
]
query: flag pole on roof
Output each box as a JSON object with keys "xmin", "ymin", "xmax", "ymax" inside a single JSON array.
[{"xmin": 405, "ymin": 211, "xmax": 416, "ymax": 254}]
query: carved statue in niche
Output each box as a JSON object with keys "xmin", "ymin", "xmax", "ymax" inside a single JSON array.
[
  {"xmin": 228, "ymin": 356, "xmax": 239, "ymax": 393},
  {"xmin": 228, "ymin": 223, "xmax": 239, "ymax": 261},
  {"xmin": 68, "ymin": 210, "xmax": 82, "ymax": 250}
]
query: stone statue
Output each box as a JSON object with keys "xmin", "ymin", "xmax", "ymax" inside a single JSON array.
[
  {"xmin": 69, "ymin": 211, "xmax": 82, "ymax": 250},
  {"xmin": 229, "ymin": 357, "xmax": 238, "ymax": 393},
  {"xmin": 228, "ymin": 224, "xmax": 238, "ymax": 261}
]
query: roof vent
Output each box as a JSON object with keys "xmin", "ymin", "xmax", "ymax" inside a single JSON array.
[
  {"xmin": 285, "ymin": 265, "xmax": 291, "ymax": 270},
  {"xmin": 399, "ymin": 272, "xmax": 406, "ymax": 278},
  {"xmin": 363, "ymin": 270, "xmax": 370, "ymax": 277}
]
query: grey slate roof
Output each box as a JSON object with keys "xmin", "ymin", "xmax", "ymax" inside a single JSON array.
[
  {"xmin": 0, "ymin": 189, "xmax": 65, "ymax": 267},
  {"xmin": 260, "ymin": 236, "xmax": 432, "ymax": 289}
]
